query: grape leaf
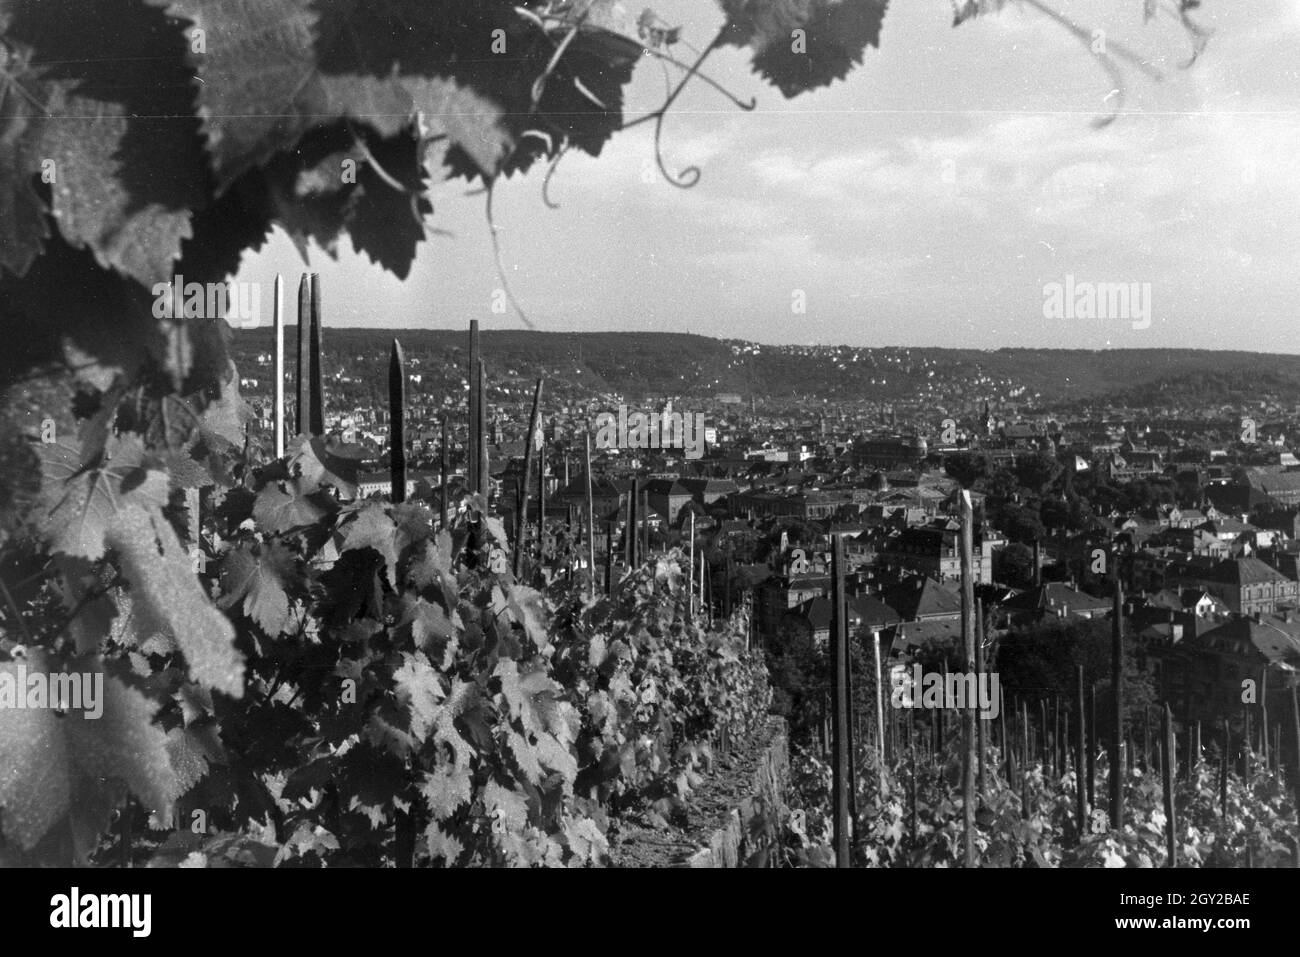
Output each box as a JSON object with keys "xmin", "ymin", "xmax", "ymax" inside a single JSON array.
[
  {"xmin": 435, "ymin": 677, "xmax": 477, "ymax": 766},
  {"xmin": 106, "ymin": 502, "xmax": 245, "ymax": 697},
  {"xmin": 37, "ymin": 433, "xmax": 170, "ymax": 560},
  {"xmin": 161, "ymin": 447, "xmax": 215, "ymax": 491},
  {"xmin": 562, "ymin": 815, "xmax": 608, "ymax": 864},
  {"xmin": 346, "ymin": 133, "xmax": 433, "ymax": 279},
  {"xmin": 395, "ymin": 596, "xmax": 458, "ymax": 668},
  {"xmin": 150, "ymin": 0, "xmax": 516, "ymax": 188},
  {"xmin": 337, "ymin": 502, "xmax": 400, "ymax": 588},
  {"xmin": 424, "ymin": 821, "xmax": 465, "ymax": 863},
  {"xmin": 52, "ymin": 555, "xmax": 117, "ymax": 655},
  {"xmin": 506, "ymin": 583, "xmax": 550, "ymax": 651},
  {"xmin": 406, "ymin": 76, "xmax": 514, "ymax": 180},
  {"xmin": 533, "ymin": 730, "xmax": 577, "ymax": 785},
  {"xmin": 4, "ymin": 0, "xmax": 207, "ymax": 285},
  {"xmin": 0, "ymin": 653, "xmax": 180, "ymax": 860},
  {"xmin": 392, "ymin": 651, "xmax": 444, "ymax": 741},
  {"xmin": 716, "ymin": 0, "xmax": 888, "ymax": 97},
  {"xmin": 252, "ymin": 483, "xmax": 327, "ymax": 534},
  {"xmin": 495, "ymin": 658, "xmax": 564, "ymax": 739},
  {"xmin": 218, "ymin": 542, "xmax": 297, "ymax": 637},
  {"xmin": 507, "ymin": 731, "xmax": 544, "ymax": 785},
  {"xmin": 291, "ymin": 435, "xmax": 361, "ymax": 498},
  {"xmin": 165, "ymin": 725, "xmax": 217, "ymax": 798},
  {"xmin": 0, "ymin": 28, "xmax": 51, "ymax": 278},
  {"xmin": 390, "ymin": 501, "xmax": 437, "ymax": 553},
  {"xmin": 483, "ymin": 778, "xmax": 529, "ymax": 832},
  {"xmin": 407, "ymin": 533, "xmax": 457, "ymax": 602},
  {"xmin": 200, "ymin": 365, "xmax": 254, "ymax": 447},
  {"xmin": 420, "ymin": 763, "xmax": 472, "ymax": 822}
]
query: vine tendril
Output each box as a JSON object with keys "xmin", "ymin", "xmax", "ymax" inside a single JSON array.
[
  {"xmin": 485, "ymin": 181, "xmax": 536, "ymax": 330},
  {"xmin": 348, "ymin": 123, "xmax": 410, "ymax": 193},
  {"xmin": 1158, "ymin": 0, "xmax": 1212, "ymax": 68},
  {"xmin": 542, "ymin": 142, "xmax": 569, "ymax": 210},
  {"xmin": 1021, "ymin": 0, "xmax": 1164, "ymax": 128}
]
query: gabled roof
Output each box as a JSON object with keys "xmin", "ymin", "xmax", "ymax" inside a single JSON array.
[
  {"xmin": 881, "ymin": 576, "xmax": 962, "ymax": 620},
  {"xmin": 888, "ymin": 618, "xmax": 963, "ymax": 655},
  {"xmin": 1199, "ymin": 556, "xmax": 1291, "ymax": 586},
  {"xmin": 851, "ymin": 594, "xmax": 903, "ymax": 629},
  {"xmin": 678, "ymin": 477, "xmax": 739, "ymax": 495},
  {"xmin": 1193, "ymin": 615, "xmax": 1300, "ymax": 667},
  {"xmin": 642, "ymin": 478, "xmax": 691, "ymax": 496},
  {"xmin": 1002, "ymin": 582, "xmax": 1111, "ymax": 615}
]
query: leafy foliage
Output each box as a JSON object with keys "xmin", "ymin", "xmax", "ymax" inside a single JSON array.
[
  {"xmin": 718, "ymin": 0, "xmax": 888, "ymax": 97},
  {"xmin": 784, "ymin": 731, "xmax": 1297, "ymax": 868},
  {"xmin": 2, "ymin": 424, "xmax": 771, "ymax": 865}
]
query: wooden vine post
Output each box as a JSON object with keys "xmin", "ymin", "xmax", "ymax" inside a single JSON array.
[
  {"xmin": 308, "ymin": 273, "xmax": 324, "ymax": 436},
  {"xmin": 1193, "ymin": 720, "xmax": 1202, "ymax": 778},
  {"xmin": 872, "ymin": 628, "xmax": 885, "ymax": 787},
  {"xmin": 513, "ymin": 379, "xmax": 543, "ymax": 579},
  {"xmin": 1087, "ymin": 682, "xmax": 1096, "ymax": 811},
  {"xmin": 830, "ymin": 533, "xmax": 851, "ymax": 867},
  {"xmin": 1162, "ymin": 703, "xmax": 1176, "ymax": 867},
  {"xmin": 1021, "ymin": 699, "xmax": 1029, "ymax": 768},
  {"xmin": 537, "ymin": 432, "xmax": 547, "ymax": 575},
  {"xmin": 625, "ymin": 479, "xmax": 636, "ymax": 567},
  {"xmin": 467, "ymin": 319, "xmax": 480, "ymax": 495},
  {"xmin": 909, "ymin": 714, "xmax": 918, "ymax": 844},
  {"xmin": 295, "ymin": 272, "xmax": 312, "ymax": 436},
  {"xmin": 975, "ymin": 598, "xmax": 987, "ymax": 798},
  {"xmin": 1144, "ymin": 706, "xmax": 1152, "ymax": 772},
  {"xmin": 640, "ymin": 488, "xmax": 650, "ymax": 559},
  {"xmin": 688, "ymin": 510, "xmax": 695, "ymax": 617},
  {"xmin": 1075, "ymin": 664, "xmax": 1087, "ymax": 836},
  {"xmin": 604, "ymin": 520, "xmax": 614, "ymax": 596},
  {"xmin": 1001, "ymin": 685, "xmax": 1011, "ymax": 784},
  {"xmin": 272, "ymin": 273, "xmax": 284, "ymax": 458},
  {"xmin": 1110, "ymin": 579, "xmax": 1125, "ymax": 830},
  {"xmin": 1260, "ymin": 666, "xmax": 1269, "ymax": 767},
  {"xmin": 1291, "ymin": 683, "xmax": 1300, "ymax": 829},
  {"xmin": 477, "ymin": 358, "xmax": 489, "ymax": 500},
  {"xmin": 1020, "ymin": 699, "xmax": 1030, "ymax": 818},
  {"xmin": 389, "ymin": 339, "xmax": 406, "ymax": 504},
  {"xmin": 1039, "ymin": 698, "xmax": 1049, "ymax": 769},
  {"xmin": 439, "ymin": 415, "xmax": 449, "ymax": 529},
  {"xmin": 960, "ymin": 490, "xmax": 976, "ymax": 867},
  {"xmin": 1219, "ymin": 715, "xmax": 1229, "ymax": 818},
  {"xmin": 584, "ymin": 432, "xmax": 596, "ymax": 601},
  {"xmin": 1054, "ymin": 696, "xmax": 1061, "ymax": 778}
]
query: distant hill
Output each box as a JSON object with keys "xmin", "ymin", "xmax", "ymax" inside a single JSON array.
[{"xmin": 228, "ymin": 328, "xmax": 1300, "ymax": 410}]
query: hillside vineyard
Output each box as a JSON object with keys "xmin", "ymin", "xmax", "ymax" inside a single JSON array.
[{"xmin": 0, "ymin": 1, "xmax": 1292, "ymax": 936}]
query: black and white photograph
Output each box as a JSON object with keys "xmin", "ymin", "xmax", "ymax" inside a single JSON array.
[{"xmin": 0, "ymin": 0, "xmax": 1293, "ymax": 935}]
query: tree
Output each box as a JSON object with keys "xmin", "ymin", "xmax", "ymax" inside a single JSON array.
[
  {"xmin": 995, "ymin": 616, "xmax": 1155, "ymax": 736},
  {"xmin": 994, "ymin": 542, "xmax": 1036, "ymax": 588},
  {"xmin": 1015, "ymin": 453, "xmax": 1064, "ymax": 495},
  {"xmin": 944, "ymin": 451, "xmax": 989, "ymax": 490},
  {"xmin": 996, "ymin": 503, "xmax": 1047, "ymax": 545}
]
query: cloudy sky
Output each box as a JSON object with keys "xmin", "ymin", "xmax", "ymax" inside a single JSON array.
[{"xmin": 236, "ymin": 0, "xmax": 1300, "ymax": 350}]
